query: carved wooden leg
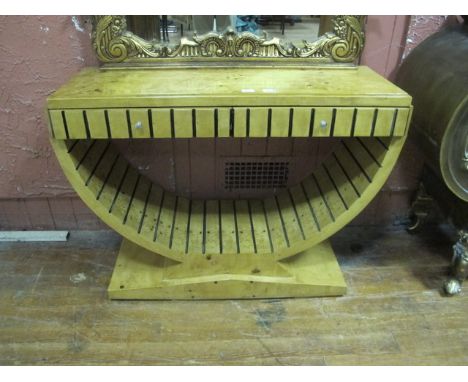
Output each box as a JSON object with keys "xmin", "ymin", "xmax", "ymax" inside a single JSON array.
[
  {"xmin": 407, "ymin": 182, "xmax": 435, "ymax": 233},
  {"xmin": 444, "ymin": 231, "xmax": 468, "ymax": 295}
]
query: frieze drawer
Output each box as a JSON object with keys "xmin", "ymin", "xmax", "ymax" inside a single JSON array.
[{"xmin": 48, "ymin": 106, "xmax": 411, "ymax": 139}]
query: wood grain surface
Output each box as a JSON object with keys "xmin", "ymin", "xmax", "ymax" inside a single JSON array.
[
  {"xmin": 47, "ymin": 66, "xmax": 410, "ymax": 109},
  {"xmin": 0, "ymin": 225, "xmax": 466, "ymax": 365}
]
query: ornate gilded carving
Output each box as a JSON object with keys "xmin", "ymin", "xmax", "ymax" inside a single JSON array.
[
  {"xmin": 92, "ymin": 15, "xmax": 365, "ymax": 64},
  {"xmin": 93, "ymin": 16, "xmax": 163, "ymax": 62}
]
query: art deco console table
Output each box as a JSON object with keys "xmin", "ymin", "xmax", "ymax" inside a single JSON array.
[{"xmin": 47, "ymin": 16, "xmax": 413, "ymax": 299}]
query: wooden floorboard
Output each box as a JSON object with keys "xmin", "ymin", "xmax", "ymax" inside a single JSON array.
[{"xmin": 0, "ymin": 225, "xmax": 467, "ymax": 365}]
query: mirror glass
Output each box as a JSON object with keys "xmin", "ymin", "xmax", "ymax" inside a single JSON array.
[{"xmin": 126, "ymin": 15, "xmax": 329, "ymax": 46}]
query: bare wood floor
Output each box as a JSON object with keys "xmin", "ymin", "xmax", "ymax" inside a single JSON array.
[{"xmin": 0, "ymin": 225, "xmax": 467, "ymax": 365}]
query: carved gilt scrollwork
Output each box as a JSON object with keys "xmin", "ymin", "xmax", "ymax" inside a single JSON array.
[{"xmin": 92, "ymin": 15, "xmax": 365, "ymax": 64}]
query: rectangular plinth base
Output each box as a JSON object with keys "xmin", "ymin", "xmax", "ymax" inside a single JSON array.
[{"xmin": 108, "ymin": 239, "xmax": 347, "ymax": 300}]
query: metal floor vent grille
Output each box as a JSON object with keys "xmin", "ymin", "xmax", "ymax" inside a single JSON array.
[{"xmin": 224, "ymin": 161, "xmax": 290, "ymax": 190}]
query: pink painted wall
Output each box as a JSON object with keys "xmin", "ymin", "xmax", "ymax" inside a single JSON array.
[
  {"xmin": 0, "ymin": 15, "xmax": 450, "ymax": 229},
  {"xmin": 361, "ymin": 15, "xmax": 410, "ymax": 80},
  {"xmin": 404, "ymin": 16, "xmax": 450, "ymax": 58},
  {"xmin": 0, "ymin": 16, "xmax": 97, "ymax": 199}
]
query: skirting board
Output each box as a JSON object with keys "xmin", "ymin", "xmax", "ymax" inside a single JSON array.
[{"xmin": 0, "ymin": 231, "xmax": 69, "ymax": 242}]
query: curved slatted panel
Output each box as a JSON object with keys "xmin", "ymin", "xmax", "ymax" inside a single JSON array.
[{"xmin": 51, "ymin": 135, "xmax": 406, "ymax": 262}]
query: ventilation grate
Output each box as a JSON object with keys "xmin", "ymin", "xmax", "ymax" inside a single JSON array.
[{"xmin": 224, "ymin": 161, "xmax": 290, "ymax": 190}]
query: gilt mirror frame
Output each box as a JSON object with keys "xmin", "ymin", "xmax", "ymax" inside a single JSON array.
[{"xmin": 92, "ymin": 15, "xmax": 366, "ymax": 65}]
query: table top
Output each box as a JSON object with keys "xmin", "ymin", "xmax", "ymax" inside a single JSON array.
[{"xmin": 48, "ymin": 66, "xmax": 412, "ymax": 109}]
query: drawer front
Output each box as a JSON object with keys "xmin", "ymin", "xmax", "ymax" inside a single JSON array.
[{"xmin": 48, "ymin": 106, "xmax": 411, "ymax": 139}]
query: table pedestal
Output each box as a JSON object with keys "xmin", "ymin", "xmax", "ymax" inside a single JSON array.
[{"xmin": 108, "ymin": 239, "xmax": 346, "ymax": 300}]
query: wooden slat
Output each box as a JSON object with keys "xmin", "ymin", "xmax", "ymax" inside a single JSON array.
[
  {"xmin": 301, "ymin": 177, "xmax": 334, "ymax": 230},
  {"xmin": 82, "ymin": 141, "xmax": 112, "ymax": 189},
  {"xmin": 85, "ymin": 109, "xmax": 108, "ymax": 138},
  {"xmin": 374, "ymin": 108, "xmax": 395, "ymax": 136},
  {"xmin": 249, "ymin": 108, "xmax": 268, "ymax": 137},
  {"xmin": 287, "ymin": 185, "xmax": 320, "ymax": 237},
  {"xmin": 333, "ymin": 144, "xmax": 369, "ymax": 196},
  {"xmin": 138, "ymin": 186, "xmax": 164, "ymax": 239},
  {"xmin": 64, "ymin": 110, "xmax": 87, "ymax": 139},
  {"xmin": 95, "ymin": 156, "xmax": 129, "ymax": 211},
  {"xmin": 376, "ymin": 137, "xmax": 391, "ymax": 150},
  {"xmin": 172, "ymin": 109, "xmax": 193, "ymax": 138},
  {"xmin": 74, "ymin": 140, "xmax": 97, "ymax": 170},
  {"xmin": 169, "ymin": 197, "xmax": 190, "ymax": 253},
  {"xmin": 126, "ymin": 181, "xmax": 149, "ymax": 227},
  {"xmin": 68, "ymin": 140, "xmax": 94, "ymax": 168},
  {"xmin": 219, "ymin": 200, "xmax": 238, "ymax": 254},
  {"xmin": 217, "ymin": 108, "xmax": 231, "ymax": 138},
  {"xmin": 153, "ymin": 193, "xmax": 177, "ymax": 247},
  {"xmin": 394, "ymin": 108, "xmax": 410, "ymax": 136},
  {"xmin": 312, "ymin": 107, "xmax": 333, "ymax": 137},
  {"xmin": 107, "ymin": 109, "xmax": 130, "ymax": 138},
  {"xmin": 313, "ymin": 166, "xmax": 348, "ymax": 220},
  {"xmin": 358, "ymin": 138, "xmax": 387, "ymax": 167},
  {"xmin": 187, "ymin": 200, "xmax": 204, "ymax": 255},
  {"xmin": 291, "ymin": 107, "xmax": 311, "ymax": 137},
  {"xmin": 63, "ymin": 139, "xmax": 77, "ymax": 152},
  {"xmin": 235, "ymin": 200, "xmax": 255, "ymax": 254},
  {"xmin": 354, "ymin": 108, "xmax": 375, "ymax": 137},
  {"xmin": 204, "ymin": 200, "xmax": 221, "ymax": 254},
  {"xmin": 333, "ymin": 108, "xmax": 355, "ymax": 136},
  {"xmin": 233, "ymin": 107, "xmax": 247, "ymax": 137},
  {"xmin": 263, "ymin": 197, "xmax": 288, "ymax": 253},
  {"xmin": 123, "ymin": 176, "xmax": 152, "ymax": 231},
  {"xmin": 151, "ymin": 109, "xmax": 172, "ymax": 138},
  {"xmin": 271, "ymin": 107, "xmax": 290, "ymax": 137},
  {"xmin": 344, "ymin": 139, "xmax": 381, "ymax": 180},
  {"xmin": 85, "ymin": 147, "xmax": 120, "ymax": 198},
  {"xmin": 75, "ymin": 140, "xmax": 109, "ymax": 182},
  {"xmin": 109, "ymin": 168, "xmax": 140, "ymax": 223},
  {"xmin": 248, "ymin": 200, "xmax": 272, "ymax": 254},
  {"xmin": 196, "ymin": 108, "xmax": 215, "ymax": 137},
  {"xmin": 49, "ymin": 110, "xmax": 68, "ymax": 139},
  {"xmin": 275, "ymin": 192, "xmax": 305, "ymax": 243},
  {"xmin": 323, "ymin": 155, "xmax": 360, "ymax": 210},
  {"xmin": 128, "ymin": 109, "xmax": 151, "ymax": 138}
]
